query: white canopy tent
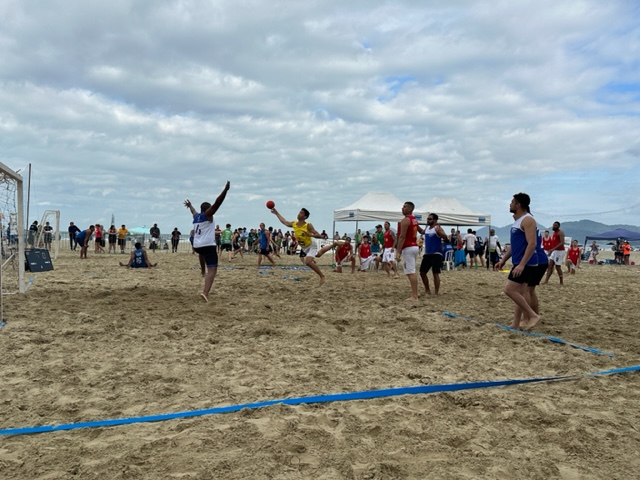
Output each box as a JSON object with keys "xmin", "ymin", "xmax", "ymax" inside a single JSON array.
[
  {"xmin": 417, "ymin": 197, "xmax": 491, "ymax": 227},
  {"xmin": 332, "ymin": 192, "xmax": 425, "ymax": 235}
]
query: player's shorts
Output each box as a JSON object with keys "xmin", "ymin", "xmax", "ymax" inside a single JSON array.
[
  {"xmin": 118, "ymin": 238, "xmax": 126, "ymax": 247},
  {"xmin": 359, "ymin": 256, "xmax": 375, "ymax": 271},
  {"xmin": 507, "ymin": 265, "xmax": 537, "ymax": 284},
  {"xmin": 549, "ymin": 250, "xmax": 565, "ymax": 264},
  {"xmin": 401, "ymin": 246, "xmax": 419, "ymax": 274},
  {"xmin": 335, "ymin": 254, "xmax": 351, "ymax": 267},
  {"xmin": 420, "ymin": 253, "xmax": 443, "ymax": 274},
  {"xmin": 382, "ymin": 248, "xmax": 395, "ymax": 263},
  {"xmin": 299, "ymin": 245, "xmax": 318, "ymax": 258},
  {"xmin": 466, "ymin": 248, "xmax": 476, "ymax": 258},
  {"xmin": 528, "ymin": 263, "xmax": 548, "ymax": 287},
  {"xmin": 109, "ymin": 235, "xmax": 117, "ymax": 244},
  {"xmin": 259, "ymin": 247, "xmax": 272, "ymax": 256},
  {"xmin": 194, "ymin": 245, "xmax": 219, "ymax": 267},
  {"xmin": 151, "ymin": 237, "xmax": 159, "ymax": 244},
  {"xmin": 220, "ymin": 243, "xmax": 232, "ymax": 252}
]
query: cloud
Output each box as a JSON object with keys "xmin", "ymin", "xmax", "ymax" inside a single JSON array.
[{"xmin": 0, "ymin": 0, "xmax": 639, "ymax": 233}]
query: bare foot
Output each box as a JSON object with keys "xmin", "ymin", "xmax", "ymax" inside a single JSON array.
[
  {"xmin": 319, "ymin": 276, "xmax": 326, "ymax": 286},
  {"xmin": 200, "ymin": 293, "xmax": 209, "ymax": 303},
  {"xmin": 508, "ymin": 322, "xmax": 521, "ymax": 329},
  {"xmin": 405, "ymin": 296, "xmax": 419, "ymax": 302},
  {"xmin": 424, "ymin": 290, "xmax": 432, "ymax": 295},
  {"xmin": 524, "ymin": 315, "xmax": 541, "ymax": 330}
]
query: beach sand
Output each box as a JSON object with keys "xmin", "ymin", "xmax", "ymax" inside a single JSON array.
[{"xmin": 1, "ymin": 248, "xmax": 640, "ymax": 479}]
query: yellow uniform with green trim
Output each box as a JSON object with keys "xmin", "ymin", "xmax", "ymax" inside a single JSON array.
[{"xmin": 292, "ymin": 221, "xmax": 312, "ymax": 248}]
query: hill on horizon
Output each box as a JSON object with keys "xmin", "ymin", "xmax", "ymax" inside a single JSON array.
[{"xmin": 475, "ymin": 220, "xmax": 640, "ymax": 246}]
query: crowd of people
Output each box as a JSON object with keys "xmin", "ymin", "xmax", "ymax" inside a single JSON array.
[{"xmin": 50, "ymin": 180, "xmax": 636, "ymax": 329}]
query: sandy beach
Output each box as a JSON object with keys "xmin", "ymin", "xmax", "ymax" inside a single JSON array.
[{"xmin": 1, "ymin": 247, "xmax": 640, "ymax": 479}]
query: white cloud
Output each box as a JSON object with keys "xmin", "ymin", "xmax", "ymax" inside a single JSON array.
[{"xmin": 0, "ymin": 0, "xmax": 639, "ymax": 233}]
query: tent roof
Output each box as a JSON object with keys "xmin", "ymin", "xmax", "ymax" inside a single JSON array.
[
  {"xmin": 418, "ymin": 197, "xmax": 491, "ymax": 226},
  {"xmin": 128, "ymin": 225, "xmax": 150, "ymax": 235},
  {"xmin": 584, "ymin": 228, "xmax": 640, "ymax": 242},
  {"xmin": 333, "ymin": 192, "xmax": 413, "ymax": 222}
]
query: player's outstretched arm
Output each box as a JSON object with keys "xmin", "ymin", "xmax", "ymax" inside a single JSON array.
[
  {"xmin": 184, "ymin": 199, "xmax": 198, "ymax": 216},
  {"xmin": 271, "ymin": 208, "xmax": 293, "ymax": 228},
  {"xmin": 206, "ymin": 181, "xmax": 231, "ymax": 217}
]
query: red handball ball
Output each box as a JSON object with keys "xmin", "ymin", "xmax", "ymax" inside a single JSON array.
[{"xmin": 266, "ymin": 200, "xmax": 275, "ymax": 209}]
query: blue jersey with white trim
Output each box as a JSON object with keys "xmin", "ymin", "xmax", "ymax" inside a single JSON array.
[{"xmin": 510, "ymin": 213, "xmax": 538, "ymax": 266}]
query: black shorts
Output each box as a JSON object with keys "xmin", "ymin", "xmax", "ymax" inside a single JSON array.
[
  {"xmin": 259, "ymin": 247, "xmax": 272, "ymax": 256},
  {"xmin": 507, "ymin": 265, "xmax": 537, "ymax": 284},
  {"xmin": 466, "ymin": 249, "xmax": 476, "ymax": 258},
  {"xmin": 220, "ymin": 244, "xmax": 232, "ymax": 252},
  {"xmin": 420, "ymin": 254, "xmax": 443, "ymax": 274},
  {"xmin": 194, "ymin": 245, "xmax": 219, "ymax": 267},
  {"xmin": 109, "ymin": 235, "xmax": 117, "ymax": 244},
  {"xmin": 528, "ymin": 263, "xmax": 548, "ymax": 287},
  {"xmin": 118, "ymin": 238, "xmax": 126, "ymax": 247}
]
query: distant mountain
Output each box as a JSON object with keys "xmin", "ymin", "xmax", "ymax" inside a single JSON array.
[{"xmin": 476, "ymin": 220, "xmax": 640, "ymax": 246}]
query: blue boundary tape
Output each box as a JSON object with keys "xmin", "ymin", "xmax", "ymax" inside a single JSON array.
[
  {"xmin": 0, "ymin": 321, "xmax": 6, "ymax": 332},
  {"xmin": 442, "ymin": 311, "xmax": 614, "ymax": 357},
  {"xmin": 1, "ymin": 365, "xmax": 638, "ymax": 437}
]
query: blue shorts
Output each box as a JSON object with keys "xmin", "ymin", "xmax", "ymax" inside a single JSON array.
[{"xmin": 194, "ymin": 246, "xmax": 218, "ymax": 267}]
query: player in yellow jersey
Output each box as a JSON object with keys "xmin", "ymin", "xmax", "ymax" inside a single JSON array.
[{"xmin": 271, "ymin": 207, "xmax": 342, "ymax": 285}]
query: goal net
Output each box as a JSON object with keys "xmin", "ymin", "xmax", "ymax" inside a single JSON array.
[
  {"xmin": 34, "ymin": 210, "xmax": 61, "ymax": 259},
  {"xmin": 0, "ymin": 163, "xmax": 26, "ymax": 304}
]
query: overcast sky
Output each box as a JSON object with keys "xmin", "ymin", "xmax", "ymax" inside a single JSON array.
[{"xmin": 2, "ymin": 0, "xmax": 639, "ymax": 235}]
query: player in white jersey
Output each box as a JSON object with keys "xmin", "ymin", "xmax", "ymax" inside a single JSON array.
[{"xmin": 184, "ymin": 181, "xmax": 230, "ymax": 302}]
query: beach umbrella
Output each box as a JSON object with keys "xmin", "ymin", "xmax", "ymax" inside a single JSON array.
[{"xmin": 128, "ymin": 225, "xmax": 149, "ymax": 235}]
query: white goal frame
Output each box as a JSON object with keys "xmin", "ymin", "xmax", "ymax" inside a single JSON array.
[
  {"xmin": 0, "ymin": 161, "xmax": 26, "ymax": 295},
  {"xmin": 34, "ymin": 209, "xmax": 61, "ymax": 260}
]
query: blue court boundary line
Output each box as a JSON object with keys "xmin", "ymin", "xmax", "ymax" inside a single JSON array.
[
  {"xmin": 442, "ymin": 311, "xmax": 614, "ymax": 357},
  {"xmin": 1, "ymin": 365, "xmax": 638, "ymax": 437},
  {"xmin": 0, "ymin": 321, "xmax": 6, "ymax": 332}
]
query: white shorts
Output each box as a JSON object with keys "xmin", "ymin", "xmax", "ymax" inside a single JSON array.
[
  {"xmin": 300, "ymin": 245, "xmax": 319, "ymax": 258},
  {"xmin": 382, "ymin": 248, "xmax": 395, "ymax": 263},
  {"xmin": 359, "ymin": 256, "xmax": 375, "ymax": 271},
  {"xmin": 401, "ymin": 246, "xmax": 419, "ymax": 274},
  {"xmin": 549, "ymin": 250, "xmax": 565, "ymax": 264}
]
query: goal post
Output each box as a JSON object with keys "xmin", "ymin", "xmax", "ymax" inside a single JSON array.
[
  {"xmin": 0, "ymin": 161, "xmax": 26, "ymax": 296},
  {"xmin": 34, "ymin": 209, "xmax": 61, "ymax": 260}
]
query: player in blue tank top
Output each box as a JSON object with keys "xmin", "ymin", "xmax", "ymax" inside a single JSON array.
[
  {"xmin": 76, "ymin": 225, "xmax": 95, "ymax": 259},
  {"xmin": 419, "ymin": 213, "xmax": 450, "ymax": 295},
  {"xmin": 495, "ymin": 193, "xmax": 541, "ymax": 331},
  {"xmin": 119, "ymin": 242, "xmax": 156, "ymax": 268}
]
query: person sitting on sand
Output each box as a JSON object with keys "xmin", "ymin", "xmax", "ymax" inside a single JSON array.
[{"xmin": 119, "ymin": 242, "xmax": 157, "ymax": 268}]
